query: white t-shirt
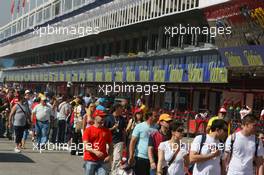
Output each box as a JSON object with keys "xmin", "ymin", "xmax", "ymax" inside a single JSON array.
[
  {"xmin": 225, "ymin": 131, "xmax": 264, "ymax": 175},
  {"xmin": 158, "ymin": 140, "xmax": 188, "ymax": 175},
  {"xmin": 190, "ymin": 135, "xmax": 222, "ymax": 175},
  {"xmin": 57, "ymin": 102, "xmax": 71, "ymax": 120}
]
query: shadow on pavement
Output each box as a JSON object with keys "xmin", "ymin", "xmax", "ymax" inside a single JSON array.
[{"xmin": 0, "ymin": 153, "xmax": 35, "ymax": 163}]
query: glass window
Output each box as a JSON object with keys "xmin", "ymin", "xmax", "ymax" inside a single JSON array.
[
  {"xmin": 44, "ymin": 6, "xmax": 51, "ymax": 20},
  {"xmin": 12, "ymin": 24, "xmax": 16, "ymax": 35},
  {"xmin": 23, "ymin": 17, "xmax": 28, "ymax": 30},
  {"xmin": 74, "ymin": 0, "xmax": 81, "ymax": 7},
  {"xmin": 17, "ymin": 20, "xmax": 22, "ymax": 33},
  {"xmin": 0, "ymin": 31, "xmax": 4, "ymax": 40},
  {"xmin": 54, "ymin": 1, "xmax": 61, "ymax": 16},
  {"xmin": 29, "ymin": 14, "xmax": 34, "ymax": 27},
  {"xmin": 36, "ymin": 10, "xmax": 43, "ymax": 24},
  {"xmin": 64, "ymin": 0, "xmax": 72, "ymax": 12}
]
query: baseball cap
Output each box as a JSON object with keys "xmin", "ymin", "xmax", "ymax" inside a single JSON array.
[
  {"xmin": 92, "ymin": 110, "xmax": 106, "ymax": 118},
  {"xmin": 40, "ymin": 96, "xmax": 47, "ymax": 101},
  {"xmin": 159, "ymin": 113, "xmax": 172, "ymax": 122},
  {"xmin": 134, "ymin": 108, "xmax": 142, "ymax": 114},
  {"xmin": 25, "ymin": 90, "xmax": 30, "ymax": 94},
  {"xmin": 219, "ymin": 107, "xmax": 227, "ymax": 113}
]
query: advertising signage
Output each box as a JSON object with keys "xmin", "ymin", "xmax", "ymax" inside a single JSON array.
[
  {"xmin": 4, "ymin": 52, "xmax": 228, "ymax": 83},
  {"xmin": 219, "ymin": 45, "xmax": 264, "ymax": 67}
]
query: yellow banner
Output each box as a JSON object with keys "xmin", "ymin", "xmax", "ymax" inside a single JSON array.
[
  {"xmin": 66, "ymin": 72, "xmax": 71, "ymax": 82},
  {"xmin": 188, "ymin": 68, "xmax": 203, "ymax": 82},
  {"xmin": 140, "ymin": 70, "xmax": 149, "ymax": 82},
  {"xmin": 72, "ymin": 72, "xmax": 78, "ymax": 82},
  {"xmin": 59, "ymin": 72, "xmax": 64, "ymax": 81},
  {"xmin": 210, "ymin": 68, "xmax": 228, "ymax": 83},
  {"xmin": 40, "ymin": 73, "xmax": 44, "ymax": 81},
  {"xmin": 95, "ymin": 72, "xmax": 103, "ymax": 82},
  {"xmin": 224, "ymin": 52, "xmax": 243, "ymax": 67},
  {"xmin": 105, "ymin": 72, "xmax": 112, "ymax": 82},
  {"xmin": 126, "ymin": 71, "xmax": 135, "ymax": 82},
  {"xmin": 44, "ymin": 73, "xmax": 49, "ymax": 81},
  {"xmin": 243, "ymin": 50, "xmax": 263, "ymax": 66},
  {"xmin": 49, "ymin": 73, "xmax": 53, "ymax": 82},
  {"xmin": 170, "ymin": 69, "xmax": 183, "ymax": 82},
  {"xmin": 54, "ymin": 72, "xmax": 58, "ymax": 81},
  {"xmin": 154, "ymin": 70, "xmax": 165, "ymax": 82},
  {"xmin": 115, "ymin": 71, "xmax": 123, "ymax": 82},
  {"xmin": 79, "ymin": 72, "xmax": 85, "ymax": 82},
  {"xmin": 87, "ymin": 72, "xmax": 93, "ymax": 82}
]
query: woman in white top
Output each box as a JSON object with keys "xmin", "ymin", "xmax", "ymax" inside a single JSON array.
[{"xmin": 157, "ymin": 121, "xmax": 189, "ymax": 175}]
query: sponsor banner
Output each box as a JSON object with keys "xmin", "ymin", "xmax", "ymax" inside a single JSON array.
[
  {"xmin": 6, "ymin": 53, "xmax": 228, "ymax": 83},
  {"xmin": 219, "ymin": 45, "xmax": 264, "ymax": 67}
]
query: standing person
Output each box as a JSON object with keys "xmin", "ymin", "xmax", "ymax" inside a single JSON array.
[
  {"xmin": 71, "ymin": 97, "xmax": 84, "ymax": 155},
  {"xmin": 126, "ymin": 109, "xmax": 143, "ymax": 135},
  {"xmin": 190, "ymin": 119, "xmax": 228, "ymax": 175},
  {"xmin": 157, "ymin": 121, "xmax": 189, "ymax": 175},
  {"xmin": 8, "ymin": 90, "xmax": 31, "ymax": 153},
  {"xmin": 82, "ymin": 103, "xmax": 96, "ymax": 131},
  {"xmin": 82, "ymin": 110, "xmax": 113, "ymax": 175},
  {"xmin": 48, "ymin": 97, "xmax": 59, "ymax": 144},
  {"xmin": 32, "ymin": 96, "xmax": 52, "ymax": 148},
  {"xmin": 148, "ymin": 113, "xmax": 172, "ymax": 175},
  {"xmin": 31, "ymin": 97, "xmax": 40, "ymax": 142},
  {"xmin": 5, "ymin": 89, "xmax": 14, "ymax": 140},
  {"xmin": 21, "ymin": 90, "xmax": 33, "ymax": 149},
  {"xmin": 104, "ymin": 103, "xmax": 126, "ymax": 172},
  {"xmin": 57, "ymin": 96, "xmax": 71, "ymax": 143},
  {"xmin": 224, "ymin": 114, "xmax": 264, "ymax": 175},
  {"xmin": 128, "ymin": 112, "xmax": 158, "ymax": 175}
]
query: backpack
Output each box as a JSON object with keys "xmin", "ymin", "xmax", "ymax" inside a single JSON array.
[{"xmin": 188, "ymin": 134, "xmax": 207, "ymax": 173}]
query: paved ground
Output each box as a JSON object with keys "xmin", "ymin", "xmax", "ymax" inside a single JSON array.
[{"xmin": 0, "ymin": 138, "xmax": 84, "ymax": 175}]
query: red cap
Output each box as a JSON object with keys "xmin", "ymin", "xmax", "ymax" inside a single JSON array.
[
  {"xmin": 134, "ymin": 108, "xmax": 142, "ymax": 114},
  {"xmin": 92, "ymin": 110, "xmax": 106, "ymax": 118}
]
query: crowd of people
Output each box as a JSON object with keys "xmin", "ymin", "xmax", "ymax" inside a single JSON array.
[{"xmin": 0, "ymin": 87, "xmax": 263, "ymax": 175}]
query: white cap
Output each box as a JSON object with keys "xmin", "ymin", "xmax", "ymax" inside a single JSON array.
[{"xmin": 25, "ymin": 90, "xmax": 30, "ymax": 94}]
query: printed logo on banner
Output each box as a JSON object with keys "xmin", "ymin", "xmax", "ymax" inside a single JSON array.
[
  {"xmin": 243, "ymin": 50, "xmax": 263, "ymax": 66},
  {"xmin": 210, "ymin": 68, "xmax": 228, "ymax": 83},
  {"xmin": 224, "ymin": 52, "xmax": 243, "ymax": 66},
  {"xmin": 126, "ymin": 62, "xmax": 136, "ymax": 82}
]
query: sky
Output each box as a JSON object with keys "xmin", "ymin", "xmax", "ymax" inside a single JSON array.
[
  {"xmin": 0, "ymin": 0, "xmax": 11, "ymax": 28},
  {"xmin": 0, "ymin": 0, "xmax": 48, "ymax": 28}
]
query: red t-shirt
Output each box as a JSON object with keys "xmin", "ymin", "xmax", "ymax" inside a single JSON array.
[{"xmin": 82, "ymin": 125, "xmax": 112, "ymax": 161}]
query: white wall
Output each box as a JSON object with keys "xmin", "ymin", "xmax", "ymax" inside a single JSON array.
[{"xmin": 199, "ymin": 0, "xmax": 230, "ymax": 8}]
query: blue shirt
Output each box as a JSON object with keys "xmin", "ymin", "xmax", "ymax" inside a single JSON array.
[
  {"xmin": 132, "ymin": 121, "xmax": 157, "ymax": 159},
  {"xmin": 96, "ymin": 105, "xmax": 105, "ymax": 111}
]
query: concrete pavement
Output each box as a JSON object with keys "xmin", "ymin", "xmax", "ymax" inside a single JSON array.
[{"xmin": 0, "ymin": 138, "xmax": 84, "ymax": 175}]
